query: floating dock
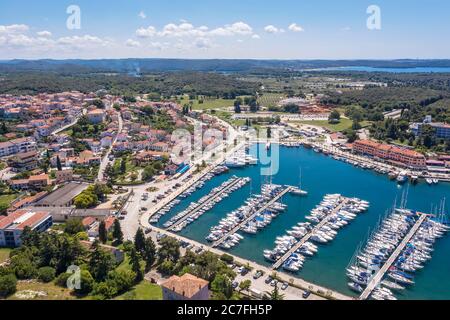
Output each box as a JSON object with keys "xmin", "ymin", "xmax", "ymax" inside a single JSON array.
[
  {"xmin": 212, "ymin": 186, "xmax": 293, "ymax": 248},
  {"xmin": 272, "ymin": 198, "xmax": 350, "ymax": 270},
  {"xmin": 167, "ymin": 177, "xmax": 248, "ymax": 231},
  {"xmin": 359, "ymin": 213, "xmax": 428, "ymax": 300}
]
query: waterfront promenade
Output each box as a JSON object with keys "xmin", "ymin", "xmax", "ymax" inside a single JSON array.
[
  {"xmin": 359, "ymin": 213, "xmax": 428, "ymax": 300},
  {"xmin": 272, "ymin": 198, "xmax": 350, "ymax": 270}
]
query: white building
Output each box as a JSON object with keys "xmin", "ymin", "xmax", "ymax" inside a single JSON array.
[{"xmin": 0, "ymin": 210, "xmax": 52, "ymax": 247}]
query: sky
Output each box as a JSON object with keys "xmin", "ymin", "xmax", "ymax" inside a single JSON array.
[{"xmin": 0, "ymin": 0, "xmax": 449, "ymax": 60}]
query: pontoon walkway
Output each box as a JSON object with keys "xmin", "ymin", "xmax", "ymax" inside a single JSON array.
[
  {"xmin": 212, "ymin": 186, "xmax": 293, "ymax": 248},
  {"xmin": 359, "ymin": 213, "xmax": 428, "ymax": 300},
  {"xmin": 272, "ymin": 198, "xmax": 350, "ymax": 270}
]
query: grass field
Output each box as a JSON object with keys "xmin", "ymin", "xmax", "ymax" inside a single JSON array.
[
  {"xmin": 257, "ymin": 92, "xmax": 285, "ymax": 107},
  {"xmin": 296, "ymin": 118, "xmax": 353, "ymax": 132},
  {"xmin": 8, "ymin": 281, "xmax": 76, "ymax": 300},
  {"xmin": 115, "ymin": 281, "xmax": 163, "ymax": 300},
  {"xmin": 0, "ymin": 248, "xmax": 11, "ymax": 264},
  {"xmin": 179, "ymin": 96, "xmax": 236, "ymax": 111},
  {"xmin": 0, "ymin": 194, "xmax": 19, "ymax": 211}
]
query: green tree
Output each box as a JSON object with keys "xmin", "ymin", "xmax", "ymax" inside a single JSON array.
[
  {"xmin": 142, "ymin": 238, "xmax": 157, "ymax": 271},
  {"xmin": 89, "ymin": 241, "xmax": 116, "ymax": 282},
  {"xmin": 239, "ymin": 279, "xmax": 252, "ymax": 293},
  {"xmin": 129, "ymin": 248, "xmax": 143, "ymax": 282},
  {"xmin": 98, "ymin": 221, "xmax": 108, "ymax": 244},
  {"xmin": 0, "ymin": 274, "xmax": 17, "ymax": 298},
  {"xmin": 211, "ymin": 274, "xmax": 234, "ymax": 300},
  {"xmin": 108, "ymin": 269, "xmax": 135, "ymax": 294},
  {"xmin": 76, "ymin": 270, "xmax": 95, "ymax": 295},
  {"xmin": 64, "ymin": 218, "xmax": 85, "ymax": 235},
  {"xmin": 329, "ymin": 110, "xmax": 341, "ymax": 123},
  {"xmin": 120, "ymin": 158, "xmax": 127, "ymax": 174},
  {"xmin": 134, "ymin": 228, "xmax": 146, "ymax": 254},
  {"xmin": 157, "ymin": 237, "xmax": 180, "ymax": 263},
  {"xmin": 112, "ymin": 219, "xmax": 123, "ymax": 245},
  {"xmin": 56, "ymin": 155, "xmax": 63, "ymax": 171}
]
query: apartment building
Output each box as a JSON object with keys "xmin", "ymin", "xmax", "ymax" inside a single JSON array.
[
  {"xmin": 0, "ymin": 210, "xmax": 53, "ymax": 247},
  {"xmin": 353, "ymin": 140, "xmax": 427, "ymax": 168}
]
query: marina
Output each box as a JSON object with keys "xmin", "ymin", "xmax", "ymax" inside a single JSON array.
[
  {"xmin": 347, "ymin": 207, "xmax": 448, "ymax": 300},
  {"xmin": 166, "ymin": 176, "xmax": 251, "ymax": 232},
  {"xmin": 210, "ymin": 184, "xmax": 305, "ymax": 249},
  {"xmin": 148, "ymin": 144, "xmax": 450, "ymax": 299},
  {"xmin": 268, "ymin": 195, "xmax": 369, "ymax": 271}
]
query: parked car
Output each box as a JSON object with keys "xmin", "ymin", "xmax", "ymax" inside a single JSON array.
[
  {"xmin": 302, "ymin": 290, "xmax": 311, "ymax": 299},
  {"xmin": 232, "ymin": 281, "xmax": 239, "ymax": 290},
  {"xmin": 281, "ymin": 282, "xmax": 289, "ymax": 291},
  {"xmin": 253, "ymin": 271, "xmax": 263, "ymax": 280},
  {"xmin": 264, "ymin": 276, "xmax": 273, "ymax": 285},
  {"xmin": 270, "ymin": 280, "xmax": 278, "ymax": 287}
]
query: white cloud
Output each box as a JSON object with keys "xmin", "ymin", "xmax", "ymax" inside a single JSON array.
[
  {"xmin": 252, "ymin": 34, "xmax": 260, "ymax": 39},
  {"xmin": 194, "ymin": 37, "xmax": 211, "ymax": 49},
  {"xmin": 37, "ymin": 30, "xmax": 52, "ymax": 38},
  {"xmin": 136, "ymin": 26, "xmax": 157, "ymax": 38},
  {"xmin": 210, "ymin": 22, "xmax": 253, "ymax": 36},
  {"xmin": 138, "ymin": 11, "xmax": 147, "ymax": 19},
  {"xmin": 57, "ymin": 35, "xmax": 110, "ymax": 47},
  {"xmin": 135, "ymin": 21, "xmax": 254, "ymax": 39},
  {"xmin": 264, "ymin": 25, "xmax": 280, "ymax": 34},
  {"xmin": 125, "ymin": 39, "xmax": 141, "ymax": 47},
  {"xmin": 0, "ymin": 24, "xmax": 29, "ymax": 34},
  {"xmin": 288, "ymin": 23, "xmax": 304, "ymax": 32}
]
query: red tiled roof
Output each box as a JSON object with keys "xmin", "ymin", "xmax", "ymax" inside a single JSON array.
[{"xmin": 162, "ymin": 273, "xmax": 209, "ymax": 298}]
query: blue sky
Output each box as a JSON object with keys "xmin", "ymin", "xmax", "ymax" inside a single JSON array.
[{"xmin": 0, "ymin": 0, "xmax": 449, "ymax": 59}]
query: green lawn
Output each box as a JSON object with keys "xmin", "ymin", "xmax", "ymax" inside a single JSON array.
[
  {"xmin": 115, "ymin": 281, "xmax": 163, "ymax": 300},
  {"xmin": 257, "ymin": 93, "xmax": 285, "ymax": 108},
  {"xmin": 178, "ymin": 96, "xmax": 248, "ymax": 111},
  {"xmin": 296, "ymin": 118, "xmax": 353, "ymax": 132},
  {"xmin": 0, "ymin": 194, "xmax": 19, "ymax": 209},
  {"xmin": 0, "ymin": 248, "xmax": 11, "ymax": 264}
]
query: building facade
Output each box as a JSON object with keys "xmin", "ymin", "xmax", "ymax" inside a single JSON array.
[
  {"xmin": 0, "ymin": 210, "xmax": 53, "ymax": 247},
  {"xmin": 161, "ymin": 273, "xmax": 210, "ymax": 301},
  {"xmin": 353, "ymin": 140, "xmax": 427, "ymax": 168}
]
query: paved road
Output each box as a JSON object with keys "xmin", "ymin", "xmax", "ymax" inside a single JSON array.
[{"xmin": 97, "ymin": 111, "xmax": 123, "ymax": 182}]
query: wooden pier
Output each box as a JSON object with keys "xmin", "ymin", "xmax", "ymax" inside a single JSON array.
[
  {"xmin": 359, "ymin": 213, "xmax": 428, "ymax": 300},
  {"xmin": 212, "ymin": 186, "xmax": 293, "ymax": 248},
  {"xmin": 168, "ymin": 177, "xmax": 247, "ymax": 231},
  {"xmin": 272, "ymin": 198, "xmax": 350, "ymax": 270}
]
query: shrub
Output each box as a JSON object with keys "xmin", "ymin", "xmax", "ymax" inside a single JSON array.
[
  {"xmin": 38, "ymin": 267, "xmax": 56, "ymax": 283},
  {"xmin": 0, "ymin": 274, "xmax": 17, "ymax": 298},
  {"xmin": 55, "ymin": 272, "xmax": 71, "ymax": 288},
  {"xmin": 220, "ymin": 254, "xmax": 234, "ymax": 264},
  {"xmin": 75, "ymin": 270, "xmax": 94, "ymax": 295}
]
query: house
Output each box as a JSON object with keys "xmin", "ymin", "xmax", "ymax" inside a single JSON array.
[
  {"xmin": 161, "ymin": 273, "xmax": 210, "ymax": 301},
  {"xmin": 56, "ymin": 169, "xmax": 73, "ymax": 183},
  {"xmin": 150, "ymin": 142, "xmax": 169, "ymax": 153},
  {"xmin": 7, "ymin": 151, "xmax": 39, "ymax": 172},
  {"xmin": 0, "ymin": 210, "xmax": 53, "ymax": 247},
  {"xmin": 87, "ymin": 216, "xmax": 116, "ymax": 238},
  {"xmin": 87, "ymin": 109, "xmax": 105, "ymax": 124},
  {"xmin": 9, "ymin": 174, "xmax": 51, "ymax": 191},
  {"xmin": 0, "ymin": 137, "xmax": 36, "ymax": 158},
  {"xmin": 80, "ymin": 240, "xmax": 124, "ymax": 263}
]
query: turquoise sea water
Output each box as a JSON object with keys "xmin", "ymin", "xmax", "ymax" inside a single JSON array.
[
  {"xmin": 154, "ymin": 145, "xmax": 450, "ymax": 300},
  {"xmin": 309, "ymin": 66, "xmax": 450, "ymax": 73}
]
